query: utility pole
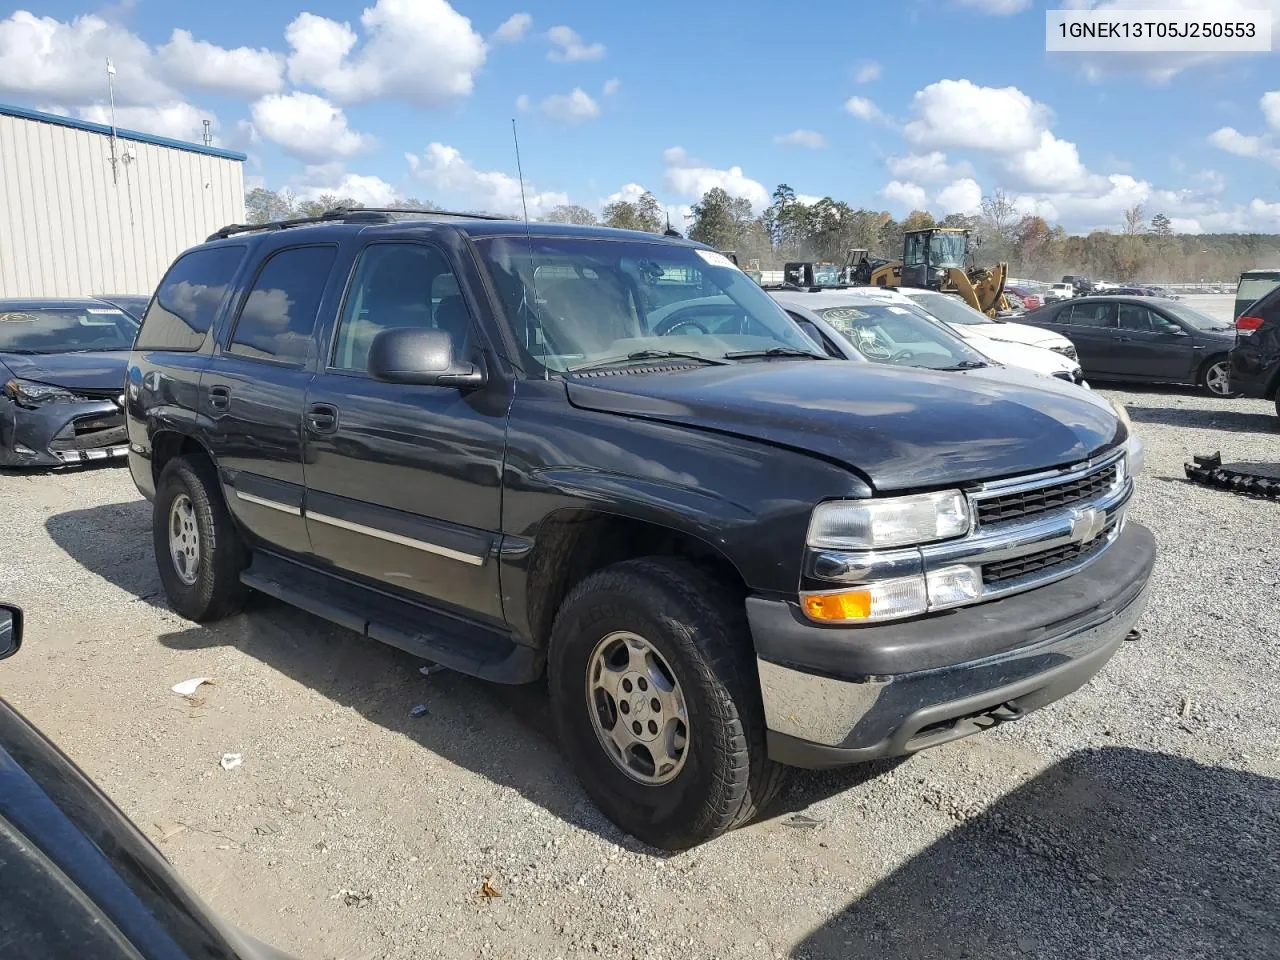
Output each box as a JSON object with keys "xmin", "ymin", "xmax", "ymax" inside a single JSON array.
[
  {"xmin": 105, "ymin": 58, "xmax": 119, "ymax": 185},
  {"xmin": 202, "ymin": 119, "xmax": 212, "ymax": 147}
]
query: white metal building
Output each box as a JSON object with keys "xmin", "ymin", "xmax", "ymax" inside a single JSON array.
[{"xmin": 0, "ymin": 103, "xmax": 246, "ymax": 299}]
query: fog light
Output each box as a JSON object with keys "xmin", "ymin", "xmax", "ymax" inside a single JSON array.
[
  {"xmin": 926, "ymin": 564, "xmax": 982, "ymax": 607},
  {"xmin": 801, "ymin": 575, "xmax": 928, "ymax": 623}
]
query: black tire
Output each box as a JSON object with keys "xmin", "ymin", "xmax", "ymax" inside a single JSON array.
[
  {"xmin": 548, "ymin": 557, "xmax": 786, "ymax": 850},
  {"xmin": 153, "ymin": 455, "xmax": 250, "ymax": 622},
  {"xmin": 1199, "ymin": 356, "xmax": 1237, "ymax": 397}
]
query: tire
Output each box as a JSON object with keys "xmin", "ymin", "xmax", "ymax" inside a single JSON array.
[
  {"xmin": 1200, "ymin": 357, "xmax": 1237, "ymax": 397},
  {"xmin": 548, "ymin": 557, "xmax": 786, "ymax": 850},
  {"xmin": 153, "ymin": 455, "xmax": 250, "ymax": 622}
]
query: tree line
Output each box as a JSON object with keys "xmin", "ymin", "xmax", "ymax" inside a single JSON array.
[{"xmin": 245, "ymin": 185, "xmax": 1280, "ymax": 283}]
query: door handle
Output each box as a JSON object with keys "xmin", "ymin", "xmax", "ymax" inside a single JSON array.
[
  {"xmin": 208, "ymin": 385, "xmax": 231, "ymax": 411},
  {"xmin": 306, "ymin": 403, "xmax": 339, "ymax": 434}
]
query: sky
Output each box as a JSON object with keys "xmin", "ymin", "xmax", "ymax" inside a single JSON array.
[{"xmin": 2, "ymin": 0, "xmax": 1279, "ymax": 234}]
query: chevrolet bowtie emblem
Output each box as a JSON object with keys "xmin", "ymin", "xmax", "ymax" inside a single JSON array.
[{"xmin": 1069, "ymin": 507, "xmax": 1108, "ymax": 544}]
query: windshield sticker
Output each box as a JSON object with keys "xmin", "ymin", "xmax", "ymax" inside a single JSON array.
[
  {"xmin": 0, "ymin": 313, "xmax": 37, "ymax": 323},
  {"xmin": 822, "ymin": 307, "xmax": 871, "ymax": 322},
  {"xmin": 694, "ymin": 250, "xmax": 740, "ymax": 270},
  {"xmin": 87, "ymin": 308, "xmax": 119, "ymax": 314}
]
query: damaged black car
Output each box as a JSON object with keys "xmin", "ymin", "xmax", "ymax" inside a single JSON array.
[{"xmin": 0, "ymin": 299, "xmax": 136, "ymax": 468}]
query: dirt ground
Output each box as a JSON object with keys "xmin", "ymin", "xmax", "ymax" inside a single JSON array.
[{"xmin": 1, "ymin": 378, "xmax": 1277, "ymax": 960}]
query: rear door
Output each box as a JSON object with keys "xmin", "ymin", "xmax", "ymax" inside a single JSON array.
[
  {"xmin": 1113, "ymin": 302, "xmax": 1198, "ymax": 381},
  {"xmin": 204, "ymin": 242, "xmax": 340, "ymax": 555},
  {"xmin": 1056, "ymin": 301, "xmax": 1117, "ymax": 374},
  {"xmin": 302, "ymin": 237, "xmax": 509, "ymax": 622}
]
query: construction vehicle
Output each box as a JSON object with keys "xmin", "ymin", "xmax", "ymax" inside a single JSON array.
[
  {"xmin": 862, "ymin": 228, "xmax": 1009, "ymax": 317},
  {"xmin": 721, "ymin": 250, "xmax": 763, "ymax": 284}
]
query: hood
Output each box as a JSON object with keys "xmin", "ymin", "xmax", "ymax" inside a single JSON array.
[
  {"xmin": 968, "ymin": 338, "xmax": 1075, "ymax": 376},
  {"xmin": 959, "ymin": 321, "xmax": 1068, "ymax": 349},
  {"xmin": 0, "ymin": 351, "xmax": 129, "ymax": 393},
  {"xmin": 565, "ymin": 362, "xmax": 1122, "ymax": 492}
]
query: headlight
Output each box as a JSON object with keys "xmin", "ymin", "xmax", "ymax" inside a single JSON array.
[
  {"xmin": 806, "ymin": 490, "xmax": 970, "ymax": 550},
  {"xmin": 3, "ymin": 378, "xmax": 83, "ymax": 405}
]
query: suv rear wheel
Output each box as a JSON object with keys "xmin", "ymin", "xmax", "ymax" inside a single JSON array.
[
  {"xmin": 548, "ymin": 557, "xmax": 785, "ymax": 849},
  {"xmin": 153, "ymin": 456, "xmax": 250, "ymax": 622}
]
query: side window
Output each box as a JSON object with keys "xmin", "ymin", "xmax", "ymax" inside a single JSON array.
[
  {"xmin": 227, "ymin": 246, "xmax": 337, "ymax": 364},
  {"xmin": 135, "ymin": 245, "xmax": 246, "ymax": 351},
  {"xmin": 1065, "ymin": 302, "xmax": 1116, "ymax": 328},
  {"xmin": 1117, "ymin": 303, "xmax": 1154, "ymax": 332},
  {"xmin": 332, "ymin": 243, "xmax": 472, "ymax": 374}
]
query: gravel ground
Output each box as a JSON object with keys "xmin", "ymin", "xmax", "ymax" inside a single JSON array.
[{"xmin": 1, "ymin": 379, "xmax": 1277, "ymax": 960}]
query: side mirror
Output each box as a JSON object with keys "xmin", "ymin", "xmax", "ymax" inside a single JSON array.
[
  {"xmin": 367, "ymin": 329, "xmax": 486, "ymax": 389},
  {"xmin": 0, "ymin": 605, "xmax": 22, "ymax": 660}
]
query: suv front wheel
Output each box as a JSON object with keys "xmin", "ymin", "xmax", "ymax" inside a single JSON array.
[
  {"xmin": 153, "ymin": 456, "xmax": 250, "ymax": 622},
  {"xmin": 548, "ymin": 557, "xmax": 785, "ymax": 849}
]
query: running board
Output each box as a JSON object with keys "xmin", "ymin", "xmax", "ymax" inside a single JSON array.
[
  {"xmin": 240, "ymin": 553, "xmax": 543, "ymax": 684},
  {"xmin": 1184, "ymin": 452, "xmax": 1280, "ymax": 499}
]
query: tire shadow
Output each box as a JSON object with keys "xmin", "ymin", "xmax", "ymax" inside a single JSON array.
[
  {"xmin": 44, "ymin": 502, "xmax": 900, "ymax": 853},
  {"xmin": 1126, "ymin": 405, "xmax": 1277, "ymax": 434},
  {"xmin": 791, "ymin": 747, "xmax": 1279, "ymax": 959}
]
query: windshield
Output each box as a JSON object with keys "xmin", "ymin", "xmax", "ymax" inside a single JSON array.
[
  {"xmin": 817, "ymin": 303, "xmax": 987, "ymax": 370},
  {"xmin": 1238, "ymin": 276, "xmax": 1280, "ymax": 306},
  {"xmin": 901, "ymin": 291, "xmax": 993, "ymax": 326},
  {"xmin": 474, "ymin": 237, "xmax": 821, "ymax": 372},
  {"xmin": 0, "ymin": 307, "xmax": 139, "ymax": 354},
  {"xmin": 928, "ymin": 232, "xmax": 966, "ymax": 269},
  {"xmin": 1161, "ymin": 301, "xmax": 1232, "ymax": 331}
]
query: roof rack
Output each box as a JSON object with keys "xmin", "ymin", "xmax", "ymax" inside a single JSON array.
[{"xmin": 206, "ymin": 206, "xmax": 517, "ymax": 242}]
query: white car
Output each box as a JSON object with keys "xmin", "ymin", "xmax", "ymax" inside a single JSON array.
[
  {"xmin": 769, "ymin": 289, "xmax": 1089, "ymax": 388},
  {"xmin": 851, "ymin": 286, "xmax": 1080, "ymax": 362}
]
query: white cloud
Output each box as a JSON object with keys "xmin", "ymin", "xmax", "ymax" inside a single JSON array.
[
  {"xmin": 154, "ymin": 29, "xmax": 283, "ymax": 98},
  {"xmin": 491, "ymin": 12, "xmax": 532, "ymax": 43},
  {"xmin": 855, "ymin": 61, "xmax": 880, "ymax": 84},
  {"xmin": 546, "ymin": 25, "xmax": 605, "ymax": 62},
  {"xmin": 795, "ymin": 194, "xmax": 825, "ymax": 206},
  {"xmin": 603, "ymin": 77, "xmax": 621, "ymax": 96},
  {"xmin": 886, "ymin": 151, "xmax": 972, "ymax": 182},
  {"xmin": 76, "ymin": 101, "xmax": 216, "ymax": 143},
  {"xmin": 775, "ymin": 129, "xmax": 826, "ymax": 149},
  {"xmin": 540, "ymin": 88, "xmax": 600, "ymax": 124},
  {"xmin": 285, "ymin": 0, "xmax": 486, "ymax": 106},
  {"xmin": 295, "ymin": 163, "xmax": 400, "ymax": 205},
  {"xmin": 407, "ymin": 142, "xmax": 567, "ymax": 216},
  {"xmin": 1209, "ymin": 126, "xmax": 1280, "ymax": 166},
  {"xmin": 904, "ymin": 79, "xmax": 1050, "ymax": 152},
  {"xmin": 662, "ymin": 146, "xmax": 770, "ymax": 211},
  {"xmin": 1003, "ymin": 130, "xmax": 1098, "ymax": 191},
  {"xmin": 515, "ymin": 93, "xmax": 531, "ymax": 111},
  {"xmin": 934, "ymin": 177, "xmax": 983, "ymax": 214},
  {"xmin": 844, "ymin": 96, "xmax": 885, "ymax": 122},
  {"xmin": 0, "ymin": 11, "xmax": 170, "ymax": 105},
  {"xmin": 957, "ymin": 0, "xmax": 1030, "ymax": 12},
  {"xmin": 880, "ymin": 180, "xmax": 928, "ymax": 209},
  {"xmin": 250, "ymin": 92, "xmax": 372, "ymax": 162},
  {"xmin": 604, "ymin": 183, "xmax": 648, "ymax": 206},
  {"xmin": 1263, "ymin": 90, "xmax": 1280, "ymax": 131},
  {"xmin": 1193, "ymin": 169, "xmax": 1225, "ymax": 193}
]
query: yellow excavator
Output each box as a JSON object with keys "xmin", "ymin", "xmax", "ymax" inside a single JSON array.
[{"xmin": 849, "ymin": 227, "xmax": 1009, "ymax": 317}]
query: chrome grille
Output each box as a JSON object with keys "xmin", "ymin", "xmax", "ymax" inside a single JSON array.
[
  {"xmin": 981, "ymin": 528, "xmax": 1111, "ymax": 587},
  {"xmin": 975, "ymin": 462, "xmax": 1118, "ymax": 527}
]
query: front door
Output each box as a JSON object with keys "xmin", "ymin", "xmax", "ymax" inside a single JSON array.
[
  {"xmin": 1113, "ymin": 302, "xmax": 1197, "ymax": 381},
  {"xmin": 302, "ymin": 240, "xmax": 509, "ymax": 622},
  {"xmin": 1057, "ymin": 300, "xmax": 1118, "ymax": 376},
  {"xmin": 204, "ymin": 243, "xmax": 339, "ymax": 555}
]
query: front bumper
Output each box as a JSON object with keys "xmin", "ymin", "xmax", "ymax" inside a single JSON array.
[
  {"xmin": 751, "ymin": 522, "xmax": 1155, "ymax": 769},
  {"xmin": 0, "ymin": 396, "xmax": 128, "ymax": 468}
]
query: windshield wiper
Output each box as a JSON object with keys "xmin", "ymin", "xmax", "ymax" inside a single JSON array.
[
  {"xmin": 722, "ymin": 347, "xmax": 829, "ymax": 361},
  {"xmin": 936, "ymin": 359, "xmax": 989, "ymax": 371},
  {"xmin": 566, "ymin": 349, "xmax": 734, "ymax": 373}
]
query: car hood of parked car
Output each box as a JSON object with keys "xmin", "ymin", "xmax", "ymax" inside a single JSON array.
[
  {"xmin": 565, "ymin": 362, "xmax": 1121, "ymax": 492},
  {"xmin": 951, "ymin": 321, "xmax": 1069, "ymax": 350},
  {"xmin": 0, "ymin": 350, "xmax": 130, "ymax": 392},
  {"xmin": 963, "ymin": 338, "xmax": 1078, "ymax": 377}
]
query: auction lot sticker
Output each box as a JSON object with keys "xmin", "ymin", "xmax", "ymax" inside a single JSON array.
[{"xmin": 1047, "ymin": 8, "xmax": 1271, "ymax": 52}]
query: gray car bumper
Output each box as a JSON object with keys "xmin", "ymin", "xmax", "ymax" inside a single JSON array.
[
  {"xmin": 0, "ymin": 397, "xmax": 128, "ymax": 468},
  {"xmin": 750, "ymin": 522, "xmax": 1155, "ymax": 769}
]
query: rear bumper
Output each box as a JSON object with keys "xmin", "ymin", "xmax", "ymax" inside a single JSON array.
[
  {"xmin": 0, "ymin": 397, "xmax": 128, "ymax": 468},
  {"xmin": 750, "ymin": 522, "xmax": 1155, "ymax": 768},
  {"xmin": 1228, "ymin": 346, "xmax": 1275, "ymax": 400}
]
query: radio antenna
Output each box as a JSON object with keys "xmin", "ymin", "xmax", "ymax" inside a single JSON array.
[
  {"xmin": 512, "ymin": 118, "xmax": 531, "ymax": 226},
  {"xmin": 511, "ymin": 118, "xmax": 547, "ymax": 378}
]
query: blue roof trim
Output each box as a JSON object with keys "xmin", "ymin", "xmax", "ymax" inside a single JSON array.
[{"xmin": 0, "ymin": 102, "xmax": 247, "ymax": 162}]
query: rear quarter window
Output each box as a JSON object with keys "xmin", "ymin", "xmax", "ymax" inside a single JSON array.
[{"xmin": 135, "ymin": 245, "xmax": 247, "ymax": 352}]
